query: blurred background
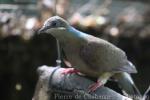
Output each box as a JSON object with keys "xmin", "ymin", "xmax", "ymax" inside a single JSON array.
[{"xmin": 0, "ymin": 0, "xmax": 150, "ymax": 100}]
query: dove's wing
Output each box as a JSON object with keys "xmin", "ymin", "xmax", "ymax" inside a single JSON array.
[{"xmin": 79, "ymin": 36, "xmax": 137, "ymax": 74}]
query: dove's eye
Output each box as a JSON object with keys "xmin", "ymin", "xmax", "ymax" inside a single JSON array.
[{"xmin": 51, "ymin": 21, "xmax": 57, "ymax": 27}]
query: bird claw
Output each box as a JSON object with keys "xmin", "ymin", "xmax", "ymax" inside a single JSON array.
[
  {"xmin": 88, "ymin": 81, "xmax": 103, "ymax": 93},
  {"xmin": 61, "ymin": 68, "xmax": 80, "ymax": 75}
]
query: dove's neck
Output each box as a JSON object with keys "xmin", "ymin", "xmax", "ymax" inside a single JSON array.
[
  {"xmin": 57, "ymin": 26, "xmax": 87, "ymax": 48},
  {"xmin": 68, "ymin": 26, "xmax": 87, "ymax": 38}
]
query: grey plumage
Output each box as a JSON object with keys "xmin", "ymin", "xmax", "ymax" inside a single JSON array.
[
  {"xmin": 39, "ymin": 16, "xmax": 140, "ymax": 96},
  {"xmin": 79, "ymin": 36, "xmax": 137, "ymax": 74}
]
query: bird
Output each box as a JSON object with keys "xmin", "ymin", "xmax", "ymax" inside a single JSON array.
[{"xmin": 38, "ymin": 16, "xmax": 141, "ymax": 97}]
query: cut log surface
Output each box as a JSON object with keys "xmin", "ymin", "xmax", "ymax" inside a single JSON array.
[{"xmin": 32, "ymin": 65, "xmax": 132, "ymax": 100}]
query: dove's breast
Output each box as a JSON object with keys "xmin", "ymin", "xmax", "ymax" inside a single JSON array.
[{"xmin": 62, "ymin": 43, "xmax": 101, "ymax": 77}]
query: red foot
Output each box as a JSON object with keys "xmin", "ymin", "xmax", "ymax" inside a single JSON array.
[
  {"xmin": 61, "ymin": 68, "xmax": 80, "ymax": 74},
  {"xmin": 88, "ymin": 81, "xmax": 103, "ymax": 93}
]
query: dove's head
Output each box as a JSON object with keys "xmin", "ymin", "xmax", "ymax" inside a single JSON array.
[{"xmin": 39, "ymin": 16, "xmax": 70, "ymax": 37}]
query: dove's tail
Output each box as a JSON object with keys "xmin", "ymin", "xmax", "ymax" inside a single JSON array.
[{"xmin": 113, "ymin": 72, "xmax": 142, "ymax": 100}]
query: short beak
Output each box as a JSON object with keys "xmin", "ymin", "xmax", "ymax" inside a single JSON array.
[
  {"xmin": 38, "ymin": 26, "xmax": 48, "ymax": 34},
  {"xmin": 38, "ymin": 27, "xmax": 45, "ymax": 34}
]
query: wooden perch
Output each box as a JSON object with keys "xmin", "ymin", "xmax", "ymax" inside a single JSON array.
[{"xmin": 32, "ymin": 65, "xmax": 132, "ymax": 100}]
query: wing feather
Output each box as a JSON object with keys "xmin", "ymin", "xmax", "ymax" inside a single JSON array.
[{"xmin": 79, "ymin": 36, "xmax": 136, "ymax": 73}]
